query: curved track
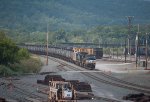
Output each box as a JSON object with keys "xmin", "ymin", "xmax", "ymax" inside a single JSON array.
[
  {"xmin": 47, "ymin": 56, "xmax": 150, "ymax": 94},
  {"xmin": 41, "ymin": 56, "xmax": 122, "ymax": 102}
]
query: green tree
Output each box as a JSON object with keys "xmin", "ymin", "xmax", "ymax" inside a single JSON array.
[
  {"xmin": 0, "ymin": 32, "xmax": 19, "ymax": 65},
  {"xmin": 0, "ymin": 31, "xmax": 6, "ymax": 40},
  {"xmin": 17, "ymin": 48, "xmax": 30, "ymax": 59}
]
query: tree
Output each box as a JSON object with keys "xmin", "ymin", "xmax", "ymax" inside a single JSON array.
[
  {"xmin": 17, "ymin": 48, "xmax": 30, "ymax": 59},
  {"xmin": 0, "ymin": 31, "xmax": 6, "ymax": 40},
  {"xmin": 0, "ymin": 32, "xmax": 19, "ymax": 65}
]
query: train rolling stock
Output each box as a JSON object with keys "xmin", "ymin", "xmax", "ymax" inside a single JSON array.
[
  {"xmin": 49, "ymin": 81, "xmax": 73, "ymax": 100},
  {"xmin": 37, "ymin": 75, "xmax": 94, "ymax": 101},
  {"xmin": 20, "ymin": 44, "xmax": 103, "ymax": 69}
]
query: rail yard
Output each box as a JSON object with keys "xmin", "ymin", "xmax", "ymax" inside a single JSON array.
[
  {"xmin": 1, "ymin": 0, "xmax": 150, "ymax": 102},
  {"xmin": 1, "ymin": 42, "xmax": 150, "ymax": 102},
  {"xmin": 0, "ymin": 53, "xmax": 150, "ymax": 102}
]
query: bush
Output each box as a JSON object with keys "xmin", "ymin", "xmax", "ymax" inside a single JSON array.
[
  {"xmin": 0, "ymin": 57, "xmax": 42, "ymax": 76},
  {"xmin": 9, "ymin": 55, "xmax": 42, "ymax": 74},
  {"xmin": 20, "ymin": 57, "xmax": 42, "ymax": 73},
  {"xmin": 0, "ymin": 32, "xmax": 42, "ymax": 76},
  {"xmin": 17, "ymin": 48, "xmax": 30, "ymax": 59},
  {"xmin": 0, "ymin": 65, "xmax": 15, "ymax": 76},
  {"xmin": 0, "ymin": 38, "xmax": 19, "ymax": 65},
  {"xmin": 9, "ymin": 63, "xmax": 24, "ymax": 74}
]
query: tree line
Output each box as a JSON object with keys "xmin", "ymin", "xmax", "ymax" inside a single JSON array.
[{"xmin": 2, "ymin": 25, "xmax": 150, "ymax": 46}]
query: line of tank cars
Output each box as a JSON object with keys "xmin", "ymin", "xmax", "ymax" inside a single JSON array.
[{"xmin": 20, "ymin": 44, "xmax": 103, "ymax": 69}]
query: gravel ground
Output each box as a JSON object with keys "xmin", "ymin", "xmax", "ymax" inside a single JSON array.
[
  {"xmin": 96, "ymin": 59, "xmax": 150, "ymax": 87},
  {"xmin": 0, "ymin": 56, "xmax": 150, "ymax": 102}
]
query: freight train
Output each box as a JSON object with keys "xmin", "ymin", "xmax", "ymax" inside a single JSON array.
[{"xmin": 20, "ymin": 44, "xmax": 103, "ymax": 69}]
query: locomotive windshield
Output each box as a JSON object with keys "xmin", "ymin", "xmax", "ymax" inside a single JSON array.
[{"xmin": 86, "ymin": 56, "xmax": 96, "ymax": 60}]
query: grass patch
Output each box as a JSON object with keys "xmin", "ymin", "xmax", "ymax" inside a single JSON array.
[
  {"xmin": 19, "ymin": 55, "xmax": 42, "ymax": 73},
  {"xmin": 0, "ymin": 65, "xmax": 14, "ymax": 76}
]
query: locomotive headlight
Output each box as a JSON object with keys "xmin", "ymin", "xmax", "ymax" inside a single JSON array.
[
  {"xmin": 93, "ymin": 60, "xmax": 96, "ymax": 63},
  {"xmin": 86, "ymin": 60, "xmax": 96, "ymax": 63},
  {"xmin": 86, "ymin": 60, "xmax": 89, "ymax": 63},
  {"xmin": 89, "ymin": 60, "xmax": 92, "ymax": 63},
  {"xmin": 87, "ymin": 60, "xmax": 92, "ymax": 63}
]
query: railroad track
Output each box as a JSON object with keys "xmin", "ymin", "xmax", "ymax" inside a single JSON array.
[
  {"xmin": 47, "ymin": 56, "xmax": 150, "ymax": 94},
  {"xmin": 94, "ymin": 69, "xmax": 150, "ymax": 89},
  {"xmin": 94, "ymin": 96, "xmax": 121, "ymax": 102},
  {"xmin": 0, "ymin": 78, "xmax": 47, "ymax": 102},
  {"xmin": 2, "ymin": 55, "xmax": 147, "ymax": 102},
  {"xmin": 46, "ymin": 57, "xmax": 122, "ymax": 102},
  {"xmin": 0, "ymin": 82, "xmax": 39, "ymax": 101}
]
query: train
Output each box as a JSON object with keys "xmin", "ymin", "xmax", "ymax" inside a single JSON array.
[{"xmin": 20, "ymin": 44, "xmax": 103, "ymax": 69}]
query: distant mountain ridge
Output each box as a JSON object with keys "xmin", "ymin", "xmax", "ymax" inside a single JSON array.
[{"xmin": 0, "ymin": 0, "xmax": 150, "ymax": 31}]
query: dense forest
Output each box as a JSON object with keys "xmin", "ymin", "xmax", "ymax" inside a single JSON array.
[
  {"xmin": 0, "ymin": 0, "xmax": 150, "ymax": 44},
  {"xmin": 1, "ymin": 25, "xmax": 150, "ymax": 46}
]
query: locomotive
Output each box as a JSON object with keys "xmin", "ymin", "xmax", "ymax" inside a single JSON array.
[{"xmin": 20, "ymin": 44, "xmax": 103, "ymax": 69}]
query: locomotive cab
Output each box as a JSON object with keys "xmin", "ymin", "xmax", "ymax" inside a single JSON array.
[
  {"xmin": 75, "ymin": 52, "xmax": 96, "ymax": 69},
  {"xmin": 83, "ymin": 55, "xmax": 96, "ymax": 69}
]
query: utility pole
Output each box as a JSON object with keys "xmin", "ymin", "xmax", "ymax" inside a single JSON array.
[
  {"xmin": 126, "ymin": 16, "xmax": 134, "ymax": 60},
  {"xmin": 145, "ymin": 32, "xmax": 148, "ymax": 70},
  {"xmin": 125, "ymin": 36, "xmax": 127, "ymax": 63},
  {"xmin": 99, "ymin": 37, "xmax": 101, "ymax": 48},
  {"xmin": 135, "ymin": 24, "xmax": 140, "ymax": 68},
  {"xmin": 55, "ymin": 36, "xmax": 57, "ymax": 47},
  {"xmin": 46, "ymin": 23, "xmax": 49, "ymax": 65}
]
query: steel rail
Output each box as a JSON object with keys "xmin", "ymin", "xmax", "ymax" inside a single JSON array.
[{"xmin": 48, "ymin": 56, "xmax": 150, "ymax": 94}]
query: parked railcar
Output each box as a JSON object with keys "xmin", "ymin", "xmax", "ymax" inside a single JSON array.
[
  {"xmin": 124, "ymin": 46, "xmax": 150, "ymax": 56},
  {"xmin": 20, "ymin": 44, "xmax": 103, "ymax": 69},
  {"xmin": 37, "ymin": 75, "xmax": 94, "ymax": 101},
  {"xmin": 49, "ymin": 80, "xmax": 73, "ymax": 101}
]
